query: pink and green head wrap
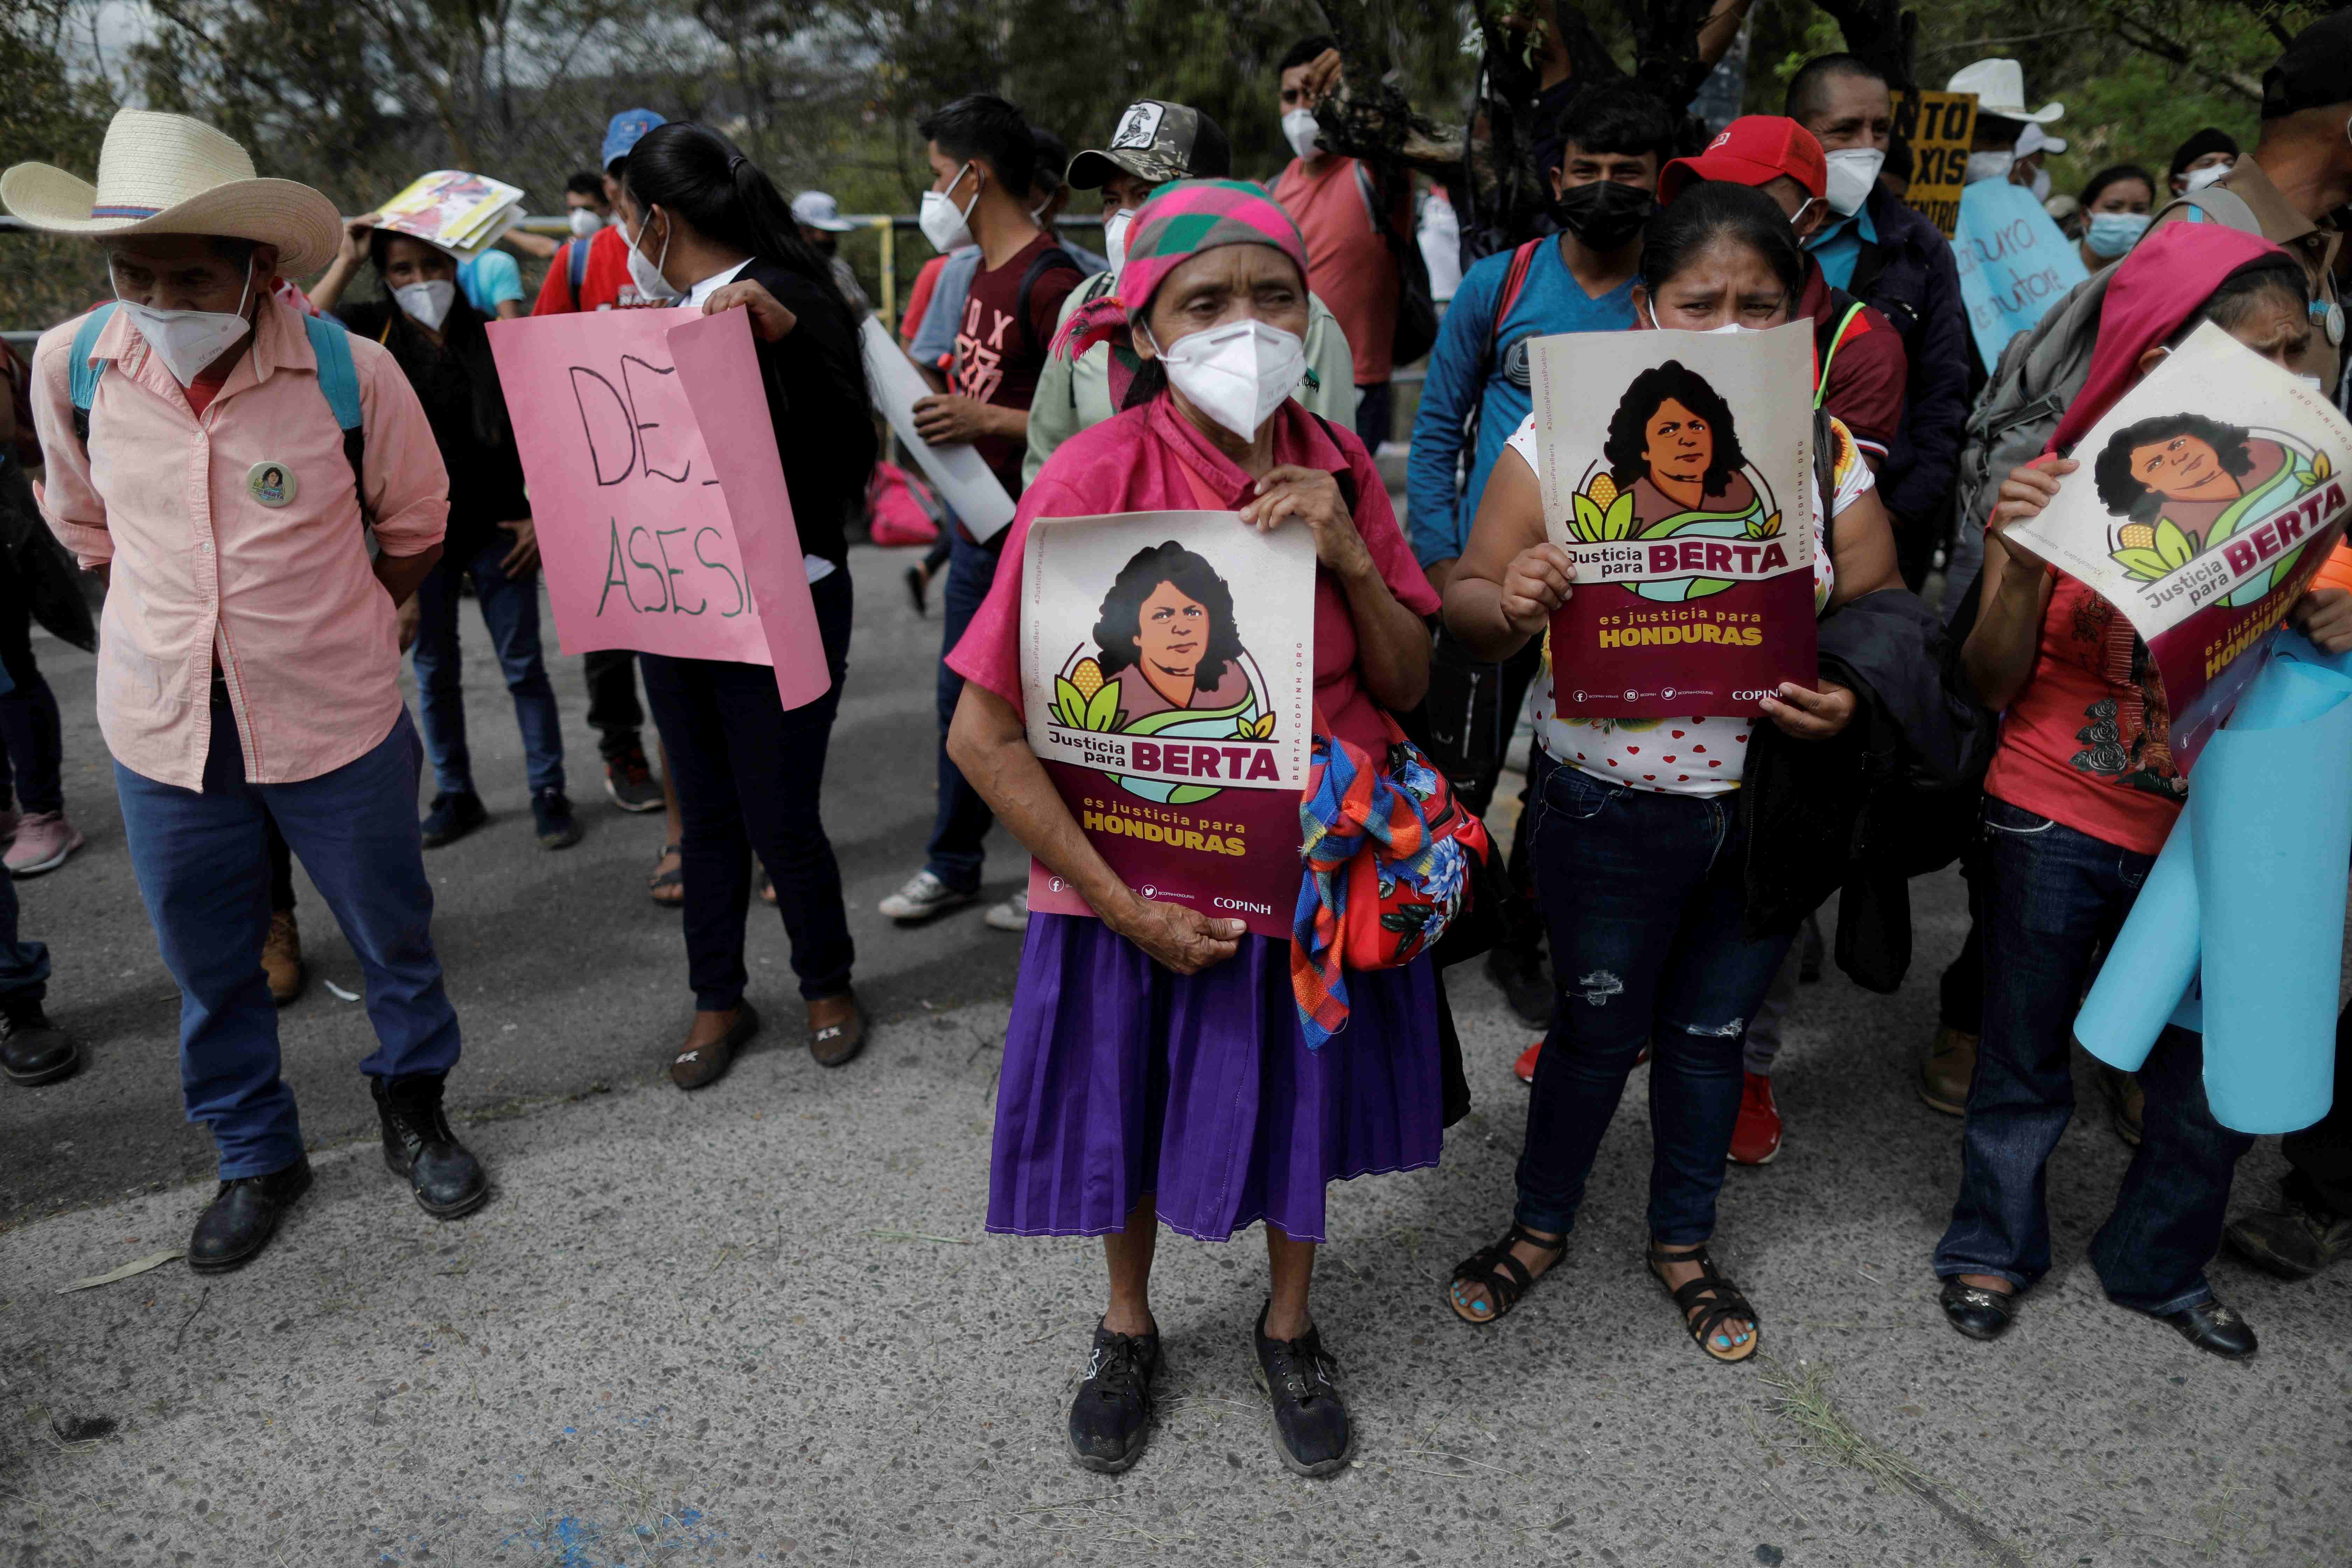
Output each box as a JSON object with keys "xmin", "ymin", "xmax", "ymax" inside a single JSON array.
[{"xmin": 1117, "ymin": 177, "xmax": 1310, "ymax": 323}]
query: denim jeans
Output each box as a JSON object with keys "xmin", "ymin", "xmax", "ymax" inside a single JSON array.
[
  {"xmin": 1932, "ymin": 798, "xmax": 2253, "ymax": 1315},
  {"xmin": 1513, "ymin": 763, "xmax": 1796, "ymax": 1244},
  {"xmin": 2280, "ymin": 1000, "xmax": 2352, "ymax": 1214},
  {"xmin": 923, "ymin": 527, "xmax": 1003, "ymax": 892},
  {"xmin": 114, "ymin": 697, "xmax": 462, "ymax": 1178},
  {"xmin": 0, "ymin": 857, "xmax": 50, "ymax": 1003},
  {"xmin": 641, "ymin": 570, "xmax": 855, "ymax": 1008},
  {"xmin": 410, "ymin": 532, "xmax": 565, "ymax": 798}
]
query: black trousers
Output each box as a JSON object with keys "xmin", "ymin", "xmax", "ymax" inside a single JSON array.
[
  {"xmin": 2281, "ymin": 1001, "xmax": 2352, "ymax": 1214},
  {"xmin": 640, "ymin": 570, "xmax": 854, "ymax": 1010},
  {"xmin": 583, "ymin": 649, "xmax": 644, "ymax": 762},
  {"xmin": 0, "ymin": 548, "xmax": 64, "ymax": 816}
]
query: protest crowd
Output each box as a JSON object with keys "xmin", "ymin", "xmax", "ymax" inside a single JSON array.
[{"xmin": 15, "ymin": 0, "xmax": 2352, "ymax": 1493}]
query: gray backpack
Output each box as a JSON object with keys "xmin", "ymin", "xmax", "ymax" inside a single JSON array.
[{"xmin": 1951, "ymin": 185, "xmax": 2263, "ymax": 573}]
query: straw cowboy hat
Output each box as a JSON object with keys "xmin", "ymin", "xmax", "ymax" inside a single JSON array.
[
  {"xmin": 1946, "ymin": 59, "xmax": 2065, "ymax": 126},
  {"xmin": 1, "ymin": 110, "xmax": 343, "ymax": 278}
]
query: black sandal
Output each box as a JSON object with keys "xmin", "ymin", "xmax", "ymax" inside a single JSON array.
[
  {"xmin": 648, "ymin": 844, "xmax": 684, "ymax": 908},
  {"xmin": 1646, "ymin": 1241, "xmax": 1759, "ymax": 1363},
  {"xmin": 1447, "ymin": 1224, "xmax": 1564, "ymax": 1325}
]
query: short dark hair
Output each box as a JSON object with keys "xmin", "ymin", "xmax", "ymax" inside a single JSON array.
[
  {"xmin": 1093, "ymin": 541, "xmax": 1245, "ymax": 690},
  {"xmin": 919, "ymin": 93, "xmax": 1036, "ymax": 195},
  {"xmin": 2094, "ymin": 413, "xmax": 2258, "ymax": 521},
  {"xmin": 208, "ymin": 236, "xmax": 260, "ymax": 267},
  {"xmin": 1030, "ymin": 125, "xmax": 1070, "ymax": 198},
  {"xmin": 1639, "ymin": 180, "xmax": 1805, "ymax": 302},
  {"xmin": 1545, "ymin": 80, "xmax": 1681, "ymax": 167},
  {"xmin": 1605, "ymin": 362, "xmax": 1746, "ymax": 496},
  {"xmin": 1783, "ymin": 54, "xmax": 1886, "ymax": 123},
  {"xmin": 1279, "ymin": 35, "xmax": 1336, "ymax": 75},
  {"xmin": 565, "ymin": 171, "xmax": 604, "ymax": 200},
  {"xmin": 2079, "ymin": 164, "xmax": 2156, "ymax": 209}
]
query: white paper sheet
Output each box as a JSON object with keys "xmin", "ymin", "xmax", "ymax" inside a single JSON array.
[{"xmin": 858, "ymin": 315, "xmax": 1016, "ymax": 542}]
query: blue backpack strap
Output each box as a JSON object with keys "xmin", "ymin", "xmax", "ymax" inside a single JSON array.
[
  {"xmin": 67, "ymin": 303, "xmax": 120, "ymax": 445},
  {"xmin": 569, "ymin": 234, "xmax": 590, "ymax": 304},
  {"xmin": 300, "ymin": 313, "xmax": 371, "ymax": 526}
]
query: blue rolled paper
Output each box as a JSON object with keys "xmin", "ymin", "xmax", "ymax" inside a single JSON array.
[{"xmin": 2074, "ymin": 810, "xmax": 2199, "ymax": 1070}]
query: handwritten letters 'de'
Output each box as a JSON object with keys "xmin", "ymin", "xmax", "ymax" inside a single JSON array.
[
  {"xmin": 488, "ymin": 307, "xmax": 830, "ymax": 712},
  {"xmin": 1018, "ymin": 510, "xmax": 1316, "ymax": 939},
  {"xmin": 1528, "ymin": 322, "xmax": 1818, "ymax": 719}
]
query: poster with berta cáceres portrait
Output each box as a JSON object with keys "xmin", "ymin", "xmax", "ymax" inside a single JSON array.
[
  {"xmin": 1528, "ymin": 323, "xmax": 1818, "ymax": 720},
  {"xmin": 1019, "ymin": 510, "xmax": 1316, "ymax": 939},
  {"xmin": 2003, "ymin": 322, "xmax": 2352, "ymax": 773}
]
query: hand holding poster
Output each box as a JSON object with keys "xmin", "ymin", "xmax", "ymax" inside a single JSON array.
[
  {"xmin": 1527, "ymin": 323, "xmax": 1818, "ymax": 719},
  {"xmin": 859, "ymin": 316, "xmax": 1016, "ymax": 541},
  {"xmin": 1020, "ymin": 510, "xmax": 1315, "ymax": 938},
  {"xmin": 2001, "ymin": 321, "xmax": 2352, "ymax": 770},
  {"xmin": 1953, "ymin": 178, "xmax": 2089, "ymax": 372},
  {"xmin": 486, "ymin": 307, "xmax": 832, "ymax": 712}
]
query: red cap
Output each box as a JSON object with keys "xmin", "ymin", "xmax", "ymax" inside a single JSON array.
[{"xmin": 1658, "ymin": 116, "xmax": 1827, "ymax": 206}]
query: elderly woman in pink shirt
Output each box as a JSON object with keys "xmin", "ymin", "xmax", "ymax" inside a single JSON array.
[{"xmin": 945, "ymin": 181, "xmax": 1441, "ymax": 1479}]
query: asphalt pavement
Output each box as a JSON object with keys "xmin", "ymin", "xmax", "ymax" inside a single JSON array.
[{"xmin": 3, "ymin": 541, "xmax": 2348, "ymax": 1567}]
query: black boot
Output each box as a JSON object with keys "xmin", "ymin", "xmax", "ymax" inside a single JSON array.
[
  {"xmin": 371, "ymin": 1073, "xmax": 489, "ymax": 1218},
  {"xmin": 188, "ymin": 1156, "xmax": 313, "ymax": 1273},
  {"xmin": 1066, "ymin": 1320, "xmax": 1160, "ymax": 1474},
  {"xmin": 0, "ymin": 994, "xmax": 78, "ymax": 1085},
  {"xmin": 1252, "ymin": 1303, "xmax": 1353, "ymax": 1477}
]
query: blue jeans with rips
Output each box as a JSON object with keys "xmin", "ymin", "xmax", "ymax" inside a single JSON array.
[
  {"xmin": 1932, "ymin": 798, "xmax": 2253, "ymax": 1315},
  {"xmin": 409, "ymin": 531, "xmax": 566, "ymax": 799},
  {"xmin": 1513, "ymin": 762, "xmax": 1795, "ymax": 1244}
]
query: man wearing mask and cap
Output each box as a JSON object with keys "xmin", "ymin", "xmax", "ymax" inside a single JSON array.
[
  {"xmin": 1945, "ymin": 57, "xmax": 2065, "ymax": 192},
  {"xmin": 6, "ymin": 110, "xmax": 488, "ymax": 1270},
  {"xmin": 1785, "ymin": 53, "xmax": 1970, "ymax": 591},
  {"xmin": 2168, "ymin": 128, "xmax": 2240, "ymax": 196},
  {"xmin": 2010, "ymin": 123, "xmax": 2067, "ymax": 202},
  {"xmin": 2148, "ymin": 12, "xmax": 2352, "ymax": 401},
  {"xmin": 791, "ymin": 190, "xmax": 870, "ymax": 315},
  {"xmin": 1024, "ymin": 98, "xmax": 1358, "ymax": 487}
]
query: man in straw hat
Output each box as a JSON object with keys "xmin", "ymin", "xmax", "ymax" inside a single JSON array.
[{"xmin": 6, "ymin": 109, "xmax": 492, "ymax": 1272}]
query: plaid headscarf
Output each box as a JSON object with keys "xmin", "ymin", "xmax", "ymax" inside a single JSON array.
[{"xmin": 1052, "ymin": 177, "xmax": 1310, "ymax": 364}]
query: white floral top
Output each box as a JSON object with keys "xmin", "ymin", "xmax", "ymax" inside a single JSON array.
[{"xmin": 1502, "ymin": 412, "xmax": 1875, "ymax": 797}]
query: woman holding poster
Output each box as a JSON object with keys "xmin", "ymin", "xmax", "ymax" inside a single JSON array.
[
  {"xmin": 943, "ymin": 181, "xmax": 1441, "ymax": 1479},
  {"xmin": 608, "ymin": 124, "xmax": 877, "ymax": 1084},
  {"xmin": 1437, "ymin": 184, "xmax": 1902, "ymax": 1362},
  {"xmin": 1932, "ymin": 223, "xmax": 2352, "ymax": 1359}
]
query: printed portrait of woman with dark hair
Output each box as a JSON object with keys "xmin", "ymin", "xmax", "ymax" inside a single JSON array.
[{"xmin": 2094, "ymin": 411, "xmax": 2333, "ymax": 597}]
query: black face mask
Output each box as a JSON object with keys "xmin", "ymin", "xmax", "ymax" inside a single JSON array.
[{"xmin": 1551, "ymin": 179, "xmax": 1653, "ymax": 252}]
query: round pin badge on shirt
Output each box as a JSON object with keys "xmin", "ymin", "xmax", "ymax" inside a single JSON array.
[
  {"xmin": 247, "ymin": 462, "xmax": 296, "ymax": 508},
  {"xmin": 2326, "ymin": 301, "xmax": 2346, "ymax": 348}
]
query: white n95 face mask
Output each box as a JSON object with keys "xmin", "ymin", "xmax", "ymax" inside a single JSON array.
[
  {"xmin": 1103, "ymin": 209, "xmax": 1136, "ymax": 280},
  {"xmin": 1151, "ymin": 318, "xmax": 1308, "ymax": 441},
  {"xmin": 1964, "ymin": 150, "xmax": 2015, "ymax": 186},
  {"xmin": 568, "ymin": 208, "xmax": 601, "ymax": 238},
  {"xmin": 118, "ymin": 258, "xmax": 255, "ymax": 387},
  {"xmin": 394, "ymin": 280, "xmax": 456, "ymax": 331},
  {"xmin": 919, "ymin": 163, "xmax": 979, "ymax": 253},
  {"xmin": 1282, "ymin": 108, "xmax": 1322, "ymax": 161},
  {"xmin": 624, "ymin": 210, "xmax": 681, "ymax": 302},
  {"xmin": 2185, "ymin": 162, "xmax": 2231, "ymax": 193},
  {"xmin": 1821, "ymin": 148, "xmax": 1885, "ymax": 217}
]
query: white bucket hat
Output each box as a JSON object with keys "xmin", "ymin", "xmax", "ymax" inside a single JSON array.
[
  {"xmin": 1946, "ymin": 59, "xmax": 2065, "ymax": 126},
  {"xmin": 1, "ymin": 110, "xmax": 343, "ymax": 278}
]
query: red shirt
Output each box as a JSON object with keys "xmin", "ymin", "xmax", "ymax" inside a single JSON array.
[
  {"xmin": 1273, "ymin": 155, "xmax": 1406, "ymax": 383},
  {"xmin": 530, "ymin": 224, "xmax": 644, "ymax": 315},
  {"xmin": 1798, "ymin": 261, "xmax": 1906, "ymax": 460},
  {"xmin": 954, "ymin": 233, "xmax": 1083, "ymax": 496}
]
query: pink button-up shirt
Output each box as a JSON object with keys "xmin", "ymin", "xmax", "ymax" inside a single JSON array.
[{"xmin": 30, "ymin": 298, "xmax": 450, "ymax": 789}]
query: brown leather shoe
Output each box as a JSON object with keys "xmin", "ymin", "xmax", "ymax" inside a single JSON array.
[
  {"xmin": 1920, "ymin": 1026, "xmax": 1977, "ymax": 1115},
  {"xmin": 670, "ymin": 1003, "xmax": 759, "ymax": 1091},
  {"xmin": 807, "ymin": 993, "xmax": 864, "ymax": 1068},
  {"xmin": 262, "ymin": 911, "xmax": 304, "ymax": 1006}
]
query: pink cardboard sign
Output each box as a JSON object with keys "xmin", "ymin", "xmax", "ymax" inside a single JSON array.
[{"xmin": 486, "ymin": 307, "xmax": 830, "ymax": 711}]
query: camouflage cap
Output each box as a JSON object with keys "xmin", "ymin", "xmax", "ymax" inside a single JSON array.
[{"xmin": 1066, "ymin": 100, "xmax": 1232, "ymax": 190}]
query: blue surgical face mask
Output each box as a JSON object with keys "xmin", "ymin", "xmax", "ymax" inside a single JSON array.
[{"xmin": 2084, "ymin": 210, "xmax": 2151, "ymax": 260}]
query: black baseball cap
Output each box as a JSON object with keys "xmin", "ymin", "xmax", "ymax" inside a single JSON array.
[
  {"xmin": 1067, "ymin": 100, "xmax": 1233, "ymax": 189},
  {"xmin": 2263, "ymin": 12, "xmax": 2352, "ymax": 119}
]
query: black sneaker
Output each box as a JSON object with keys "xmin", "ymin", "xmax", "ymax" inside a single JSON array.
[
  {"xmin": 2226, "ymin": 1184, "xmax": 2352, "ymax": 1279},
  {"xmin": 420, "ymin": 791, "xmax": 487, "ymax": 848},
  {"xmin": 0, "ymin": 994, "xmax": 78, "ymax": 1085},
  {"xmin": 1066, "ymin": 1320, "xmax": 1160, "ymax": 1474},
  {"xmin": 603, "ymin": 746, "xmax": 664, "ymax": 813},
  {"xmin": 1484, "ymin": 943, "xmax": 1553, "ymax": 1028},
  {"xmin": 1251, "ymin": 1303, "xmax": 1352, "ymax": 1477},
  {"xmin": 532, "ymin": 788, "xmax": 582, "ymax": 850},
  {"xmin": 904, "ymin": 562, "xmax": 929, "ymax": 617}
]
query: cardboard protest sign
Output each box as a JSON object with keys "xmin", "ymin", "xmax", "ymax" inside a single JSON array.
[
  {"xmin": 1888, "ymin": 90, "xmax": 1977, "ymax": 238},
  {"xmin": 2003, "ymin": 322, "xmax": 2352, "ymax": 771},
  {"xmin": 1953, "ymin": 178, "xmax": 2088, "ymax": 371},
  {"xmin": 1018, "ymin": 510, "xmax": 1315, "ymax": 938},
  {"xmin": 859, "ymin": 316, "xmax": 1016, "ymax": 541},
  {"xmin": 487, "ymin": 307, "xmax": 832, "ymax": 711},
  {"xmin": 1527, "ymin": 324, "xmax": 1818, "ymax": 720}
]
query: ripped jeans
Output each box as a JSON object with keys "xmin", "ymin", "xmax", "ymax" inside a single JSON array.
[{"xmin": 1513, "ymin": 760, "xmax": 1796, "ymax": 1244}]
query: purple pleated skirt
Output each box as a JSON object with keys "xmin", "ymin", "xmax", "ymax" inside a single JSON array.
[{"xmin": 987, "ymin": 913, "xmax": 1444, "ymax": 1244}]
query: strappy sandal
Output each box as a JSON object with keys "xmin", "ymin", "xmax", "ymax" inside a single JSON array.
[
  {"xmin": 648, "ymin": 844, "xmax": 684, "ymax": 908},
  {"xmin": 1447, "ymin": 1224, "xmax": 1565, "ymax": 1325},
  {"xmin": 1646, "ymin": 1241, "xmax": 1759, "ymax": 1363}
]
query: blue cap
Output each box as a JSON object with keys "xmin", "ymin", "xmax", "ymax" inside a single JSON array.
[{"xmin": 601, "ymin": 109, "xmax": 666, "ymax": 170}]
